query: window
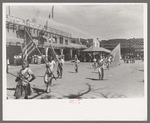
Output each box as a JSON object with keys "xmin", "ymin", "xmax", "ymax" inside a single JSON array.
[
  {"xmin": 60, "ymin": 36, "xmax": 63, "ymax": 44},
  {"xmin": 48, "ymin": 33, "xmax": 52, "ymax": 43},
  {"xmin": 44, "ymin": 32, "xmax": 48, "ymax": 37},
  {"xmin": 65, "ymin": 39, "xmax": 68, "ymax": 45},
  {"xmin": 54, "ymin": 37, "xmax": 57, "ymax": 43},
  {"xmin": 52, "ymin": 34, "xmax": 57, "ymax": 43},
  {"xmin": 37, "ymin": 30, "xmax": 39, "ymax": 35},
  {"xmin": 29, "ymin": 28, "xmax": 32, "ymax": 34}
]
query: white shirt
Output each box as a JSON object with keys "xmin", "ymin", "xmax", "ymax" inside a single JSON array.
[
  {"xmin": 61, "ymin": 59, "xmax": 64, "ymax": 66},
  {"xmin": 93, "ymin": 58, "xmax": 96, "ymax": 62}
]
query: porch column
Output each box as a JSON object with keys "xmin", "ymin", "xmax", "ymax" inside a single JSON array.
[
  {"xmin": 60, "ymin": 48, "xmax": 64, "ymax": 56},
  {"xmin": 70, "ymin": 49, "xmax": 72, "ymax": 60}
]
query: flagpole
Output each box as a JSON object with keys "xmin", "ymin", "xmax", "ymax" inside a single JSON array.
[
  {"xmin": 8, "ymin": 71, "xmax": 35, "ymax": 86},
  {"xmin": 25, "ymin": 28, "xmax": 57, "ymax": 80}
]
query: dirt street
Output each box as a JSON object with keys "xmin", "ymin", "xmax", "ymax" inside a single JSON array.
[{"xmin": 6, "ymin": 60, "xmax": 144, "ymax": 99}]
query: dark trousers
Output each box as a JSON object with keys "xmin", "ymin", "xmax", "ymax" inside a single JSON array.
[
  {"xmin": 57, "ymin": 67, "xmax": 63, "ymax": 77},
  {"xmin": 98, "ymin": 67, "xmax": 104, "ymax": 80},
  {"xmin": 101, "ymin": 68, "xmax": 104, "ymax": 80}
]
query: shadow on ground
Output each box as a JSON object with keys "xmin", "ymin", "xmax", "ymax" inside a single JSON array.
[
  {"xmin": 63, "ymin": 83, "xmax": 91, "ymax": 99},
  {"xmin": 29, "ymin": 87, "xmax": 45, "ymax": 99},
  {"xmin": 68, "ymin": 71, "xmax": 76, "ymax": 73},
  {"xmin": 37, "ymin": 76, "xmax": 44, "ymax": 77},
  {"xmin": 86, "ymin": 78, "xmax": 108, "ymax": 81}
]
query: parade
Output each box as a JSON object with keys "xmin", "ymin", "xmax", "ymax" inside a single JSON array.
[{"xmin": 5, "ymin": 5, "xmax": 144, "ymax": 100}]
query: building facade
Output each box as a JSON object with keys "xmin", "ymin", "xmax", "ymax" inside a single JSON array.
[
  {"xmin": 100, "ymin": 38, "xmax": 144, "ymax": 56},
  {"xmin": 6, "ymin": 15, "xmax": 86, "ymax": 64}
]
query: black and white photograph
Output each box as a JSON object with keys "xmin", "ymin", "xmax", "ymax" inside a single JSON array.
[{"xmin": 3, "ymin": 3, "xmax": 147, "ymax": 121}]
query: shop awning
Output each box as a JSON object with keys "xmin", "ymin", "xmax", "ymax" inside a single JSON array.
[
  {"xmin": 68, "ymin": 43, "xmax": 87, "ymax": 49},
  {"xmin": 6, "ymin": 38, "xmax": 87, "ymax": 49}
]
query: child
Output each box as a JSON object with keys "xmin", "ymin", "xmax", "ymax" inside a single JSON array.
[
  {"xmin": 44, "ymin": 56, "xmax": 56, "ymax": 93},
  {"xmin": 14, "ymin": 61, "xmax": 36, "ymax": 99}
]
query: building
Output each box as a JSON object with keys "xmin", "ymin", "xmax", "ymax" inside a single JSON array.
[
  {"xmin": 100, "ymin": 38, "xmax": 144, "ymax": 56},
  {"xmin": 6, "ymin": 14, "xmax": 86, "ymax": 64},
  {"xmin": 80, "ymin": 38, "xmax": 100, "ymax": 48}
]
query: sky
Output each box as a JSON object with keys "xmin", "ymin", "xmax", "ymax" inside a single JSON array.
[{"xmin": 5, "ymin": 3, "xmax": 145, "ymax": 40}]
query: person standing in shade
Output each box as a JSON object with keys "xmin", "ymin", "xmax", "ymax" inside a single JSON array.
[
  {"xmin": 44, "ymin": 56, "xmax": 56, "ymax": 93},
  {"xmin": 14, "ymin": 55, "xmax": 17, "ymax": 66},
  {"xmin": 60, "ymin": 55, "xmax": 64, "ymax": 78},
  {"xmin": 14, "ymin": 61, "xmax": 36, "ymax": 99}
]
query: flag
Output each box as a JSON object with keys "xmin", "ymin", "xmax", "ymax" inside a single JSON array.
[
  {"xmin": 110, "ymin": 43, "xmax": 121, "ymax": 67},
  {"xmin": 48, "ymin": 45, "xmax": 59, "ymax": 63},
  {"xmin": 22, "ymin": 28, "xmax": 36, "ymax": 61},
  {"xmin": 52, "ymin": 5, "xmax": 54, "ymax": 19}
]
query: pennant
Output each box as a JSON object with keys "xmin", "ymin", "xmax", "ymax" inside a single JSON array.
[
  {"xmin": 110, "ymin": 43, "xmax": 121, "ymax": 67},
  {"xmin": 48, "ymin": 45, "xmax": 59, "ymax": 63}
]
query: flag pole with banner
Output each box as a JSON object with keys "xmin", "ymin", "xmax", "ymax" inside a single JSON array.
[
  {"xmin": 22, "ymin": 27, "xmax": 57, "ymax": 80},
  {"xmin": 110, "ymin": 43, "xmax": 121, "ymax": 67}
]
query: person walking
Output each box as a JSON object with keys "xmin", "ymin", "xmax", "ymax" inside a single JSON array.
[
  {"xmin": 57, "ymin": 55, "xmax": 64, "ymax": 78},
  {"xmin": 74, "ymin": 55, "xmax": 80, "ymax": 73},
  {"xmin": 93, "ymin": 56, "xmax": 97, "ymax": 69},
  {"xmin": 97, "ymin": 56, "xmax": 104, "ymax": 80},
  {"xmin": 14, "ymin": 61, "xmax": 36, "ymax": 99},
  {"xmin": 44, "ymin": 56, "xmax": 56, "ymax": 93}
]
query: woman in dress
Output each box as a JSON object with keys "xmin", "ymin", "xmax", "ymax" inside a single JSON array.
[{"xmin": 14, "ymin": 61, "xmax": 36, "ymax": 99}]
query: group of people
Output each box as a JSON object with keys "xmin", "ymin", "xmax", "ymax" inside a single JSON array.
[
  {"xmin": 122, "ymin": 53, "xmax": 144, "ymax": 63},
  {"xmin": 13, "ymin": 53, "xmax": 22, "ymax": 66},
  {"xmin": 13, "ymin": 52, "xmax": 111, "ymax": 99},
  {"xmin": 14, "ymin": 54, "xmax": 66, "ymax": 99}
]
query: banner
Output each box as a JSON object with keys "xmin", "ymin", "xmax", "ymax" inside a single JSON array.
[
  {"xmin": 48, "ymin": 45, "xmax": 59, "ymax": 63},
  {"xmin": 22, "ymin": 28, "xmax": 36, "ymax": 61},
  {"xmin": 110, "ymin": 43, "xmax": 121, "ymax": 67}
]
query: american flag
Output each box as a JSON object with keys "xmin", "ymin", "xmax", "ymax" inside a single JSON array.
[{"xmin": 22, "ymin": 28, "xmax": 36, "ymax": 61}]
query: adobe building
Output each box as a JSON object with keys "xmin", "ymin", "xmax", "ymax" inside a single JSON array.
[{"xmin": 6, "ymin": 15, "xmax": 86, "ymax": 64}]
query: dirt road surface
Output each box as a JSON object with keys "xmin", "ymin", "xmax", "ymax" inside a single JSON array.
[{"xmin": 6, "ymin": 60, "xmax": 144, "ymax": 99}]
